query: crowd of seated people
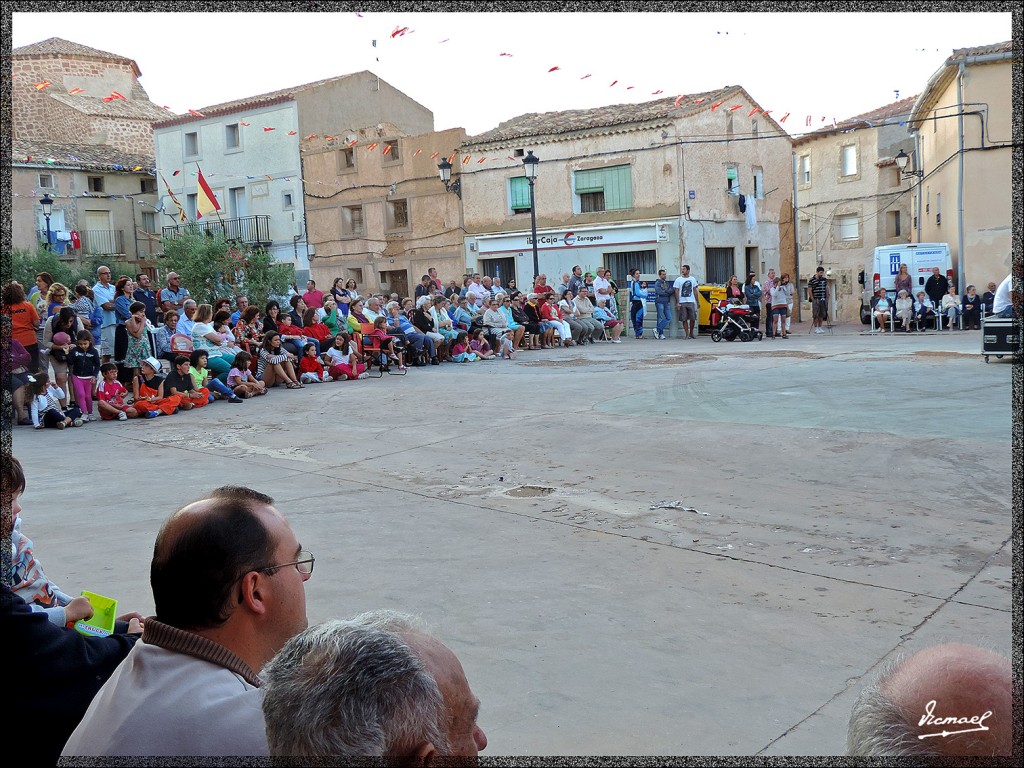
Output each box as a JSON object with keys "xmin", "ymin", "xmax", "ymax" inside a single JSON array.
[{"xmin": 4, "ymin": 269, "xmax": 628, "ymax": 428}]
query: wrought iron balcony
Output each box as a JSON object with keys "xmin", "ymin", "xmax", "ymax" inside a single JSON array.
[
  {"xmin": 38, "ymin": 229, "xmax": 126, "ymax": 256},
  {"xmin": 162, "ymin": 215, "xmax": 272, "ymax": 247}
]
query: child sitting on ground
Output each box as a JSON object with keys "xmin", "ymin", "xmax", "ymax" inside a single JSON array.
[
  {"xmin": 298, "ymin": 343, "xmax": 329, "ymax": 383},
  {"xmin": 324, "ymin": 332, "xmax": 367, "ymax": 380},
  {"xmin": 133, "ymin": 357, "xmax": 181, "ymax": 416},
  {"xmin": 31, "ymin": 372, "xmax": 83, "ymax": 429},
  {"xmin": 226, "ymin": 351, "xmax": 266, "ymax": 397},
  {"xmin": 189, "ymin": 350, "xmax": 243, "ymax": 403},
  {"xmin": 450, "ymin": 331, "xmax": 479, "ymax": 362},
  {"xmin": 96, "ymin": 362, "xmax": 139, "ymax": 421},
  {"xmin": 469, "ymin": 328, "xmax": 496, "ymax": 360}
]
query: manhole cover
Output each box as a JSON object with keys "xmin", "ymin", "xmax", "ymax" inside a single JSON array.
[{"xmin": 505, "ymin": 485, "xmax": 556, "ymax": 498}]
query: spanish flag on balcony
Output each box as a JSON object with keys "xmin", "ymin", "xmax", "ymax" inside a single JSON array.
[{"xmin": 196, "ymin": 166, "xmax": 221, "ymax": 219}]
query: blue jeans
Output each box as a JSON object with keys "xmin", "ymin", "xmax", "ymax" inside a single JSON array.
[
  {"xmin": 655, "ymin": 301, "xmax": 671, "ymax": 335},
  {"xmin": 996, "ymin": 307, "xmax": 1017, "ymax": 318},
  {"xmin": 207, "ymin": 378, "xmax": 236, "ymax": 399}
]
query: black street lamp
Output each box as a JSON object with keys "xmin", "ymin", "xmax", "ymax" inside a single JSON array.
[
  {"xmin": 894, "ymin": 150, "xmax": 923, "ymax": 179},
  {"xmin": 40, "ymin": 193, "xmax": 54, "ymax": 251},
  {"xmin": 437, "ymin": 158, "xmax": 461, "ymax": 198},
  {"xmin": 522, "ymin": 150, "xmax": 540, "ymax": 284}
]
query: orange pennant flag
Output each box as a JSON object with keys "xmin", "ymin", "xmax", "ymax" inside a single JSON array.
[
  {"xmin": 239, "ymin": 122, "xmax": 250, "ymax": 126},
  {"xmin": 710, "ymin": 101, "xmax": 724, "ymax": 111},
  {"xmin": 477, "ymin": 157, "xmax": 487, "ymax": 163},
  {"xmin": 68, "ymin": 87, "xmax": 85, "ymax": 95},
  {"xmin": 447, "ymin": 152, "xmax": 457, "ymax": 163},
  {"xmin": 430, "ymin": 152, "xmax": 440, "ymax": 159},
  {"xmin": 367, "ymin": 142, "xmax": 379, "ymax": 151},
  {"xmin": 109, "ymin": 91, "xmax": 126, "ymax": 100},
  {"xmin": 673, "ymin": 95, "xmax": 686, "ymax": 108},
  {"xmin": 729, "ymin": 105, "xmax": 742, "ymax": 112},
  {"xmin": 413, "ymin": 149, "xmax": 422, "ymax": 156},
  {"xmin": 382, "ymin": 144, "xmax": 393, "ymax": 155},
  {"xmin": 34, "ymin": 81, "xmax": 52, "ymax": 90},
  {"xmin": 748, "ymin": 107, "xmax": 762, "ymax": 117},
  {"xmin": 348, "ymin": 139, "xmax": 359, "ymax": 146},
  {"xmin": 462, "ymin": 155, "xmax": 471, "ymax": 165},
  {"xmin": 188, "ymin": 109, "xmax": 205, "ymax": 117},
  {"xmin": 304, "ymin": 134, "xmax": 317, "ymax": 140}
]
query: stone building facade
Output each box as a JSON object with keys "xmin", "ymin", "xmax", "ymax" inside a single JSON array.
[
  {"xmin": 303, "ymin": 126, "xmax": 468, "ymax": 296},
  {"xmin": 792, "ymin": 97, "xmax": 916, "ymax": 323},
  {"xmin": 12, "ymin": 37, "xmax": 168, "ymax": 157}
]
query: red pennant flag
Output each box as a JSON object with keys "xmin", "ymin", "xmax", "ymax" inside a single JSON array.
[
  {"xmin": 68, "ymin": 87, "xmax": 84, "ymax": 95},
  {"xmin": 430, "ymin": 152, "xmax": 440, "ymax": 159},
  {"xmin": 304, "ymin": 134, "xmax": 317, "ymax": 140},
  {"xmin": 609, "ymin": 80, "xmax": 618, "ymax": 87},
  {"xmin": 710, "ymin": 101, "xmax": 724, "ymax": 111},
  {"xmin": 413, "ymin": 149, "xmax": 422, "ymax": 156},
  {"xmin": 626, "ymin": 86, "xmax": 635, "ymax": 90},
  {"xmin": 673, "ymin": 95, "xmax": 686, "ymax": 108},
  {"xmin": 748, "ymin": 107, "xmax": 762, "ymax": 117},
  {"xmin": 761, "ymin": 110, "xmax": 771, "ymax": 117},
  {"xmin": 325, "ymin": 135, "xmax": 336, "ymax": 141},
  {"xmin": 391, "ymin": 26, "xmax": 409, "ymax": 38},
  {"xmin": 477, "ymin": 157, "xmax": 486, "ymax": 163},
  {"xmin": 367, "ymin": 142, "xmax": 379, "ymax": 151},
  {"xmin": 239, "ymin": 122, "xmax": 250, "ymax": 126},
  {"xmin": 109, "ymin": 91, "xmax": 126, "ymax": 100},
  {"xmin": 548, "ymin": 66, "xmax": 560, "ymax": 72},
  {"xmin": 382, "ymin": 144, "xmax": 393, "ymax": 155},
  {"xmin": 162, "ymin": 105, "xmax": 171, "ymax": 109},
  {"xmin": 447, "ymin": 152, "xmax": 457, "ymax": 163},
  {"xmin": 196, "ymin": 167, "xmax": 221, "ymax": 219},
  {"xmin": 499, "ymin": 52, "xmax": 513, "ymax": 57},
  {"xmin": 462, "ymin": 155, "xmax": 471, "ymax": 165},
  {"xmin": 581, "ymin": 74, "xmax": 592, "ymax": 80},
  {"xmin": 287, "ymin": 131, "xmax": 297, "ymax": 136},
  {"xmin": 729, "ymin": 105, "xmax": 742, "ymax": 112},
  {"xmin": 264, "ymin": 127, "xmax": 276, "ymax": 132},
  {"xmin": 693, "ymin": 98, "xmax": 706, "ymax": 104},
  {"xmin": 779, "ymin": 113, "xmax": 790, "ymax": 123},
  {"xmin": 33, "ymin": 81, "xmax": 52, "ymax": 90},
  {"xmin": 172, "ymin": 170, "xmax": 181, "ymax": 176},
  {"xmin": 348, "ymin": 139, "xmax": 359, "ymax": 147},
  {"xmin": 821, "ymin": 117, "xmax": 826, "ymax": 122},
  {"xmin": 508, "ymin": 156, "xmax": 515, "ymax": 161},
  {"xmin": 188, "ymin": 109, "xmax": 205, "ymax": 117},
  {"xmin": 652, "ymin": 90, "xmax": 664, "ymax": 95}
]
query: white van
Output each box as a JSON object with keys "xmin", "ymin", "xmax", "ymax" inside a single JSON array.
[{"xmin": 858, "ymin": 243, "xmax": 953, "ymax": 324}]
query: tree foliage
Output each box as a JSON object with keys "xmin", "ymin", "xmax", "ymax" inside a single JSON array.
[
  {"xmin": 6, "ymin": 246, "xmax": 133, "ymax": 290},
  {"xmin": 160, "ymin": 228, "xmax": 292, "ymax": 308}
]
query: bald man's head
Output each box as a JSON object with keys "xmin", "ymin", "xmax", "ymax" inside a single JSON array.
[{"xmin": 848, "ymin": 643, "xmax": 1012, "ymax": 756}]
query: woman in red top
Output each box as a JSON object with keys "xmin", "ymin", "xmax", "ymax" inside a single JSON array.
[{"xmin": 3, "ymin": 281, "xmax": 41, "ymax": 372}]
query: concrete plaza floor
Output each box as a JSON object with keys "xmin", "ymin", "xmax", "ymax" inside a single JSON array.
[{"xmin": 10, "ymin": 321, "xmax": 1014, "ymax": 756}]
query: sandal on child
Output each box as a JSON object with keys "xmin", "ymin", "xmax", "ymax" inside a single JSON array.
[{"xmin": 286, "ymin": 382, "xmax": 302, "ymax": 389}]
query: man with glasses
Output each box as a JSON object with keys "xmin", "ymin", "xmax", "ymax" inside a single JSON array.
[
  {"xmin": 90, "ymin": 265, "xmax": 118, "ymax": 362},
  {"xmin": 63, "ymin": 486, "xmax": 312, "ymax": 757},
  {"xmin": 133, "ymin": 273, "xmax": 159, "ymax": 325},
  {"xmin": 160, "ymin": 272, "xmax": 189, "ymax": 316}
]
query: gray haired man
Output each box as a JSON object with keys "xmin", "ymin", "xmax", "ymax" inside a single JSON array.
[
  {"xmin": 262, "ymin": 611, "xmax": 487, "ymax": 761},
  {"xmin": 847, "ymin": 643, "xmax": 1011, "ymax": 757}
]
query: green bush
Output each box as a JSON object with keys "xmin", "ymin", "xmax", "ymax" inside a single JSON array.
[
  {"xmin": 160, "ymin": 228, "xmax": 292, "ymax": 308},
  {"xmin": 5, "ymin": 246, "xmax": 134, "ymax": 291}
]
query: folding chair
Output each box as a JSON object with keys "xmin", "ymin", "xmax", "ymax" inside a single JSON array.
[{"xmin": 358, "ymin": 324, "xmax": 405, "ymax": 376}]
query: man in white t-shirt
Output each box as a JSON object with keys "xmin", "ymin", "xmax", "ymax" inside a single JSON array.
[
  {"xmin": 592, "ymin": 268, "xmax": 614, "ymax": 315},
  {"xmin": 673, "ymin": 264, "xmax": 700, "ymax": 339},
  {"xmin": 993, "ymin": 273, "xmax": 1016, "ymax": 318},
  {"xmin": 465, "ymin": 273, "xmax": 489, "ymax": 309}
]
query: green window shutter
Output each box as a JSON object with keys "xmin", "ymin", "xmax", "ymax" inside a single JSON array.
[
  {"xmin": 575, "ymin": 166, "xmax": 632, "ymax": 208},
  {"xmin": 509, "ymin": 177, "xmax": 531, "ymax": 209}
]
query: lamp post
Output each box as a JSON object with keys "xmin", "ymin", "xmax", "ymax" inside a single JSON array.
[
  {"xmin": 40, "ymin": 193, "xmax": 54, "ymax": 251},
  {"xmin": 522, "ymin": 150, "xmax": 540, "ymax": 284},
  {"xmin": 894, "ymin": 150, "xmax": 923, "ymax": 179},
  {"xmin": 437, "ymin": 158, "xmax": 461, "ymax": 198}
]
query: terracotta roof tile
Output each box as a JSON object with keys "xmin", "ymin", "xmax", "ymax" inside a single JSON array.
[
  {"xmin": 11, "ymin": 138, "xmax": 154, "ymax": 172},
  {"xmin": 13, "ymin": 37, "xmax": 141, "ymax": 76},
  {"xmin": 948, "ymin": 40, "xmax": 1015, "ymax": 61},
  {"xmin": 793, "ymin": 96, "xmax": 918, "ymax": 146},
  {"xmin": 47, "ymin": 91, "xmax": 170, "ymax": 122},
  {"xmin": 465, "ymin": 86, "xmax": 740, "ymax": 145}
]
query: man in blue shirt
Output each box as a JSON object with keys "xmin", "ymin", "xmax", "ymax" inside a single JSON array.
[
  {"xmin": 92, "ymin": 265, "xmax": 117, "ymax": 362},
  {"xmin": 133, "ymin": 273, "xmax": 159, "ymax": 325},
  {"xmin": 229, "ymin": 296, "xmax": 249, "ymax": 327}
]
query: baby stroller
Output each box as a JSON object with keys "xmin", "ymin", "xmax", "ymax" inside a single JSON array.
[{"xmin": 710, "ymin": 300, "xmax": 763, "ymax": 342}]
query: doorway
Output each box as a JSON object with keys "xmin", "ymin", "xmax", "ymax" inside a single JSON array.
[
  {"xmin": 380, "ymin": 270, "xmax": 408, "ymax": 299},
  {"xmin": 745, "ymin": 247, "xmax": 759, "ymax": 278},
  {"xmin": 480, "ymin": 257, "xmax": 516, "ymax": 286}
]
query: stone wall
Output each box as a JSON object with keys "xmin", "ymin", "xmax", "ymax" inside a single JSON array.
[{"xmin": 12, "ymin": 53, "xmax": 158, "ymax": 156}]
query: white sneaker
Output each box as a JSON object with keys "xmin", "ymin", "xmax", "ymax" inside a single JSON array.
[
  {"xmin": 358, "ymin": 372, "xmax": 370, "ymax": 379},
  {"xmin": 611, "ymin": 339, "xmax": 622, "ymax": 343},
  {"xmin": 814, "ymin": 327, "xmax": 823, "ymax": 334},
  {"xmin": 118, "ymin": 411, "xmax": 128, "ymax": 421}
]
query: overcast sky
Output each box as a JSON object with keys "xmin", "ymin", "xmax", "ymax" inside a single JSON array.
[{"xmin": 12, "ymin": 9, "xmax": 1011, "ymax": 137}]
